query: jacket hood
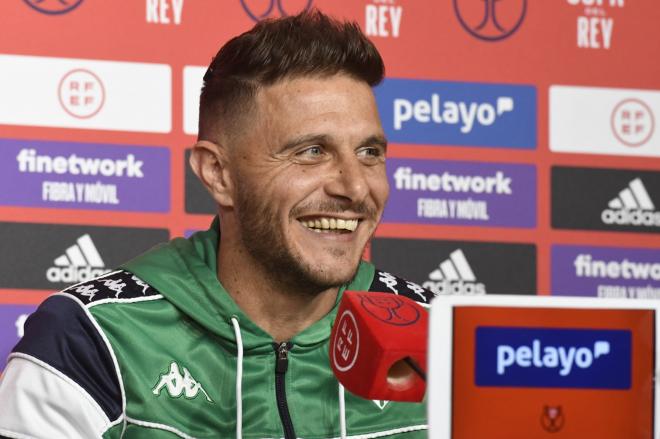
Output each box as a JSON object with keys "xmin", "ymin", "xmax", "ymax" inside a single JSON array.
[{"xmin": 121, "ymin": 217, "xmax": 376, "ymax": 353}]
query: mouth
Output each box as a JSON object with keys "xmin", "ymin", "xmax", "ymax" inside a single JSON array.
[{"xmin": 298, "ymin": 216, "xmax": 360, "ymax": 234}]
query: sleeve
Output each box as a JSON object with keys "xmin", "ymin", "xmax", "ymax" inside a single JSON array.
[
  {"xmin": 370, "ymin": 268, "xmax": 436, "ymax": 305},
  {"xmin": 0, "ymin": 294, "xmax": 123, "ymax": 439}
]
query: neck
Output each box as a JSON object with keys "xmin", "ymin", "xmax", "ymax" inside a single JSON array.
[{"xmin": 217, "ymin": 232, "xmax": 339, "ymax": 343}]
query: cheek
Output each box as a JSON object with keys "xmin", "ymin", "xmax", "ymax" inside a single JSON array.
[{"xmin": 369, "ymin": 171, "xmax": 390, "ymax": 207}]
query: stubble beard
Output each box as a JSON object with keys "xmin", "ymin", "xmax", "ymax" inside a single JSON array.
[{"xmin": 235, "ymin": 186, "xmax": 364, "ymax": 297}]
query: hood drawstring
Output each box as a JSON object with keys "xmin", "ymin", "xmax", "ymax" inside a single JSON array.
[
  {"xmin": 338, "ymin": 383, "xmax": 347, "ymax": 439},
  {"xmin": 231, "ymin": 317, "xmax": 244, "ymax": 439}
]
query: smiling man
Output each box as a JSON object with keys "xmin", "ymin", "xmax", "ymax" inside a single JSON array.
[{"xmin": 0, "ymin": 10, "xmax": 433, "ymax": 439}]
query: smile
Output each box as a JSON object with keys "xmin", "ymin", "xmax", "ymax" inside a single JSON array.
[{"xmin": 299, "ymin": 217, "xmax": 359, "ymax": 233}]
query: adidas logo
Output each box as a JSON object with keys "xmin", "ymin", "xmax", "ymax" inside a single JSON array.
[
  {"xmin": 46, "ymin": 234, "xmax": 110, "ymax": 283},
  {"xmin": 153, "ymin": 362, "xmax": 213, "ymax": 403},
  {"xmin": 601, "ymin": 178, "xmax": 660, "ymax": 227},
  {"xmin": 422, "ymin": 249, "xmax": 486, "ymax": 295}
]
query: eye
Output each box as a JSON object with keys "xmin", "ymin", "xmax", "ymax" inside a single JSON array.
[
  {"xmin": 357, "ymin": 146, "xmax": 385, "ymax": 163},
  {"xmin": 292, "ymin": 145, "xmax": 327, "ymax": 163},
  {"xmin": 299, "ymin": 145, "xmax": 323, "ymax": 156}
]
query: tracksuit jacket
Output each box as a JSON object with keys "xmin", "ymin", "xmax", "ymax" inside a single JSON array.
[{"xmin": 0, "ymin": 220, "xmax": 433, "ymax": 438}]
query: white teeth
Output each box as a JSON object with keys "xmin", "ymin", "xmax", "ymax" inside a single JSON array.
[{"xmin": 301, "ymin": 217, "xmax": 359, "ymax": 232}]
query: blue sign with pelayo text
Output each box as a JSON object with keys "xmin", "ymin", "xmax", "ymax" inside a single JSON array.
[
  {"xmin": 375, "ymin": 78, "xmax": 536, "ymax": 149},
  {"xmin": 475, "ymin": 326, "xmax": 631, "ymax": 389}
]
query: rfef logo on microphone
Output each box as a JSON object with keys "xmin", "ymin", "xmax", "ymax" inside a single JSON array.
[
  {"xmin": 374, "ymin": 78, "xmax": 536, "ymax": 149},
  {"xmin": 475, "ymin": 327, "xmax": 631, "ymax": 389}
]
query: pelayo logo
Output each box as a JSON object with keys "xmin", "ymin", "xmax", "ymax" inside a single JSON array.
[
  {"xmin": 375, "ymin": 79, "xmax": 536, "ymax": 149},
  {"xmin": 240, "ymin": 0, "xmax": 312, "ymax": 22},
  {"xmin": 475, "ymin": 327, "xmax": 631, "ymax": 389}
]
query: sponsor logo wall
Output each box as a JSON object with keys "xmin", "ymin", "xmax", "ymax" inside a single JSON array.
[
  {"xmin": 370, "ymin": 238, "xmax": 536, "ymax": 295},
  {"xmin": 0, "ymin": 0, "xmax": 658, "ymax": 372}
]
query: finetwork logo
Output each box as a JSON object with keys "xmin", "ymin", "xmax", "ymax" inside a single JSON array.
[
  {"xmin": 553, "ymin": 245, "xmax": 660, "ymax": 299},
  {"xmin": 153, "ymin": 362, "xmax": 214, "ymax": 402},
  {"xmin": 23, "ymin": 0, "xmax": 84, "ymax": 15},
  {"xmin": 46, "ymin": 234, "xmax": 109, "ymax": 284},
  {"xmin": 17, "ymin": 148, "xmax": 144, "ymax": 178},
  {"xmin": 364, "ymin": 0, "xmax": 403, "ymax": 38},
  {"xmin": 602, "ymin": 178, "xmax": 660, "ymax": 228},
  {"xmin": 375, "ymin": 79, "xmax": 536, "ymax": 149},
  {"xmin": 574, "ymin": 254, "xmax": 660, "ymax": 282},
  {"xmin": 453, "ymin": 0, "xmax": 527, "ymax": 41},
  {"xmin": 475, "ymin": 327, "xmax": 631, "ymax": 389},
  {"xmin": 423, "ymin": 249, "xmax": 486, "ymax": 295}
]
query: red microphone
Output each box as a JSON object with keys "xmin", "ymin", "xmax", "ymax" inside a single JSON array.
[{"xmin": 329, "ymin": 290, "xmax": 428, "ymax": 402}]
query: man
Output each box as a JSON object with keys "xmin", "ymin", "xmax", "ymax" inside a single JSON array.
[{"xmin": 0, "ymin": 10, "xmax": 433, "ymax": 438}]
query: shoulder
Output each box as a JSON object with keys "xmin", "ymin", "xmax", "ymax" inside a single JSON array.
[
  {"xmin": 368, "ymin": 268, "xmax": 436, "ymax": 306},
  {"xmin": 0, "ymin": 270, "xmax": 161, "ymax": 435},
  {"xmin": 60, "ymin": 269, "xmax": 162, "ymax": 306}
]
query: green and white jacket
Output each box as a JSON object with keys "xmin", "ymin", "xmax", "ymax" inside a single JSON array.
[{"xmin": 0, "ymin": 220, "xmax": 433, "ymax": 438}]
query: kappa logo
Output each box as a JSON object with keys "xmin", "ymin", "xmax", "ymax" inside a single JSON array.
[
  {"xmin": 454, "ymin": 0, "xmax": 527, "ymax": 41},
  {"xmin": 239, "ymin": 0, "xmax": 313, "ymax": 22},
  {"xmin": 15, "ymin": 314, "xmax": 29, "ymax": 338},
  {"xmin": 372, "ymin": 400, "xmax": 390, "ymax": 409},
  {"xmin": 423, "ymin": 249, "xmax": 486, "ymax": 295},
  {"xmin": 23, "ymin": 0, "xmax": 84, "ymax": 15},
  {"xmin": 601, "ymin": 178, "xmax": 660, "ymax": 228},
  {"xmin": 46, "ymin": 234, "xmax": 109, "ymax": 284},
  {"xmin": 153, "ymin": 362, "xmax": 213, "ymax": 403}
]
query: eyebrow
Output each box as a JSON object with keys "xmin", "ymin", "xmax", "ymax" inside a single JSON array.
[
  {"xmin": 279, "ymin": 133, "xmax": 388, "ymax": 153},
  {"xmin": 279, "ymin": 134, "xmax": 332, "ymax": 153}
]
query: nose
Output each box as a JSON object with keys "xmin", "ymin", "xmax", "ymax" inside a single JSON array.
[{"xmin": 324, "ymin": 154, "xmax": 370, "ymax": 204}]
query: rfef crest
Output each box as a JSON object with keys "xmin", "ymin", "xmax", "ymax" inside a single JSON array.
[{"xmin": 540, "ymin": 405, "xmax": 565, "ymax": 433}]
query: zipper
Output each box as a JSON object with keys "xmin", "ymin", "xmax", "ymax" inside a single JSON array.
[{"xmin": 274, "ymin": 341, "xmax": 297, "ymax": 439}]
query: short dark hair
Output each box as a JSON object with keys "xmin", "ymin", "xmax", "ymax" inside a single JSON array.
[{"xmin": 198, "ymin": 9, "xmax": 385, "ymax": 142}]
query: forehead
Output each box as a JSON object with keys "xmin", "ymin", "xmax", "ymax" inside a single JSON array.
[{"xmin": 251, "ymin": 74, "xmax": 383, "ymax": 142}]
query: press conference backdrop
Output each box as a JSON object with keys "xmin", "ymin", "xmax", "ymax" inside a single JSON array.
[{"xmin": 1, "ymin": 0, "xmax": 659, "ymax": 371}]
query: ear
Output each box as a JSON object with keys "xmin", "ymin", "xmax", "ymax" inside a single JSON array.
[{"xmin": 189, "ymin": 140, "xmax": 235, "ymax": 208}]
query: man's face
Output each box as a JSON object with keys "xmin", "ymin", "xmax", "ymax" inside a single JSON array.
[{"xmin": 229, "ymin": 74, "xmax": 389, "ymax": 292}]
